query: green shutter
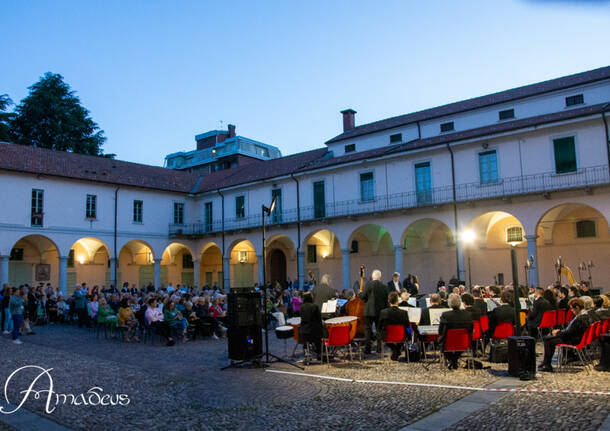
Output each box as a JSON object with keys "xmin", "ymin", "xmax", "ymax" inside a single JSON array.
[
  {"xmin": 313, "ymin": 181, "xmax": 325, "ymax": 218},
  {"xmin": 553, "ymin": 137, "xmax": 577, "ymax": 174}
]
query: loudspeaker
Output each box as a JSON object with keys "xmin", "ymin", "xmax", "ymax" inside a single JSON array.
[
  {"xmin": 227, "ymin": 325, "xmax": 262, "ymax": 361},
  {"xmin": 227, "ymin": 291, "xmax": 262, "ymax": 328},
  {"xmin": 508, "ymin": 336, "xmax": 536, "ymax": 379},
  {"xmin": 598, "ymin": 333, "xmax": 610, "ymax": 371}
]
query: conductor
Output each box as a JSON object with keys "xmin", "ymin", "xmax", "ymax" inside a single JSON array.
[{"xmin": 360, "ymin": 269, "xmax": 389, "ymax": 354}]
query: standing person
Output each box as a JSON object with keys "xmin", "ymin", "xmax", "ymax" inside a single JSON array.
[
  {"xmin": 387, "ymin": 272, "xmax": 402, "ymax": 294},
  {"xmin": 72, "ymin": 284, "xmax": 88, "ymax": 328},
  {"xmin": 312, "ymin": 274, "xmax": 337, "ymax": 310},
  {"xmin": 299, "ymin": 292, "xmax": 323, "ymax": 358},
  {"xmin": 2, "ymin": 285, "xmax": 12, "ymax": 335},
  {"xmin": 9, "ymin": 288, "xmax": 25, "ymax": 345},
  {"xmin": 360, "ymin": 269, "xmax": 389, "ymax": 355}
]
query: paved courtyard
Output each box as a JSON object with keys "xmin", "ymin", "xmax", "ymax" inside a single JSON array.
[{"xmin": 0, "ymin": 325, "xmax": 608, "ymax": 430}]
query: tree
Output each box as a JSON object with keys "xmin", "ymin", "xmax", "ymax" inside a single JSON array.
[
  {"xmin": 11, "ymin": 73, "xmax": 106, "ymax": 155},
  {"xmin": 0, "ymin": 94, "xmax": 14, "ymax": 142}
]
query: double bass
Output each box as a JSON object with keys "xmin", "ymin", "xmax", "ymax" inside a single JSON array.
[{"xmin": 345, "ymin": 265, "xmax": 365, "ymax": 338}]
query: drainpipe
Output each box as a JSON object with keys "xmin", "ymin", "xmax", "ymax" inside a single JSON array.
[
  {"xmin": 290, "ymin": 173, "xmax": 302, "ymax": 289},
  {"xmin": 216, "ymin": 189, "xmax": 225, "ymax": 258},
  {"xmin": 446, "ymin": 143, "xmax": 460, "ymax": 279},
  {"xmin": 602, "ymin": 103, "xmax": 610, "ymax": 175},
  {"xmin": 416, "ymin": 121, "xmax": 421, "ymax": 140},
  {"xmin": 113, "ymin": 186, "xmax": 120, "ymax": 286}
]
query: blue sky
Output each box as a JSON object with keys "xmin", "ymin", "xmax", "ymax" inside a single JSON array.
[{"xmin": 1, "ymin": 0, "xmax": 609, "ymax": 166}]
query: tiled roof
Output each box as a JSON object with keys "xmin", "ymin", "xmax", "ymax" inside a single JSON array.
[
  {"xmin": 0, "ymin": 142, "xmax": 199, "ymax": 193},
  {"xmin": 326, "ymin": 65, "xmax": 610, "ymax": 144}
]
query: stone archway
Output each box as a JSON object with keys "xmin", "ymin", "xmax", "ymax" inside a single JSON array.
[{"xmin": 269, "ymin": 248, "xmax": 287, "ymax": 288}]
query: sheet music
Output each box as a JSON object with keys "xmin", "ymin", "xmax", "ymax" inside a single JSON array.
[
  {"xmin": 519, "ymin": 298, "xmax": 528, "ymax": 310},
  {"xmin": 428, "ymin": 308, "xmax": 451, "ymax": 325},
  {"xmin": 407, "ymin": 298, "xmax": 417, "ymax": 307},
  {"xmin": 485, "ymin": 298, "xmax": 499, "ymax": 312},
  {"xmin": 425, "ymin": 298, "xmax": 431, "ymax": 308},
  {"xmin": 321, "ymin": 299, "xmax": 337, "ymax": 314},
  {"xmin": 400, "ymin": 307, "xmax": 421, "ymax": 324}
]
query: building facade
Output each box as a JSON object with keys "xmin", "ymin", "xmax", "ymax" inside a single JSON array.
[{"xmin": 1, "ymin": 66, "xmax": 609, "ymax": 295}]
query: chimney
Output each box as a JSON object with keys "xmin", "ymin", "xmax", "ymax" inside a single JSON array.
[
  {"xmin": 341, "ymin": 109, "xmax": 356, "ymax": 132},
  {"xmin": 228, "ymin": 124, "xmax": 236, "ymax": 138}
]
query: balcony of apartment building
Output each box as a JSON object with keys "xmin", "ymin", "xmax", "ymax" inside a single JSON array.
[{"xmin": 168, "ymin": 164, "xmax": 610, "ymax": 238}]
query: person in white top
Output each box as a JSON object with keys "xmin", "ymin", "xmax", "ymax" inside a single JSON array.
[
  {"xmin": 144, "ymin": 298, "xmax": 175, "ymax": 346},
  {"xmin": 386, "ymin": 272, "xmax": 402, "ymax": 294}
]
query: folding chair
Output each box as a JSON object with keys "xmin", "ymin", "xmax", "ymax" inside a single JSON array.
[
  {"xmin": 322, "ymin": 324, "xmax": 352, "ymax": 365},
  {"xmin": 381, "ymin": 324, "xmax": 409, "ymax": 361},
  {"xmin": 555, "ymin": 309, "xmax": 566, "ymax": 327},
  {"xmin": 472, "ymin": 320, "xmax": 484, "ymax": 356},
  {"xmin": 557, "ymin": 324, "xmax": 594, "ymax": 374},
  {"xmin": 537, "ymin": 310, "xmax": 556, "ymax": 340},
  {"xmin": 441, "ymin": 328, "xmax": 474, "ymax": 372}
]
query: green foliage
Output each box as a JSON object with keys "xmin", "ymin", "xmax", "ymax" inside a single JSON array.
[
  {"xmin": 10, "ymin": 72, "xmax": 107, "ymax": 155},
  {"xmin": 0, "ymin": 94, "xmax": 14, "ymax": 142}
]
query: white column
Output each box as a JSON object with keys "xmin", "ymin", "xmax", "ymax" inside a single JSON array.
[
  {"xmin": 457, "ymin": 242, "xmax": 466, "ymax": 283},
  {"xmin": 192, "ymin": 258, "xmax": 200, "ymax": 288},
  {"xmin": 525, "ymin": 235, "xmax": 539, "ymax": 287},
  {"xmin": 109, "ymin": 258, "xmax": 117, "ymax": 288},
  {"xmin": 154, "ymin": 259, "xmax": 161, "ymax": 288},
  {"xmin": 297, "ymin": 251, "xmax": 305, "ymax": 290},
  {"xmin": 1, "ymin": 255, "xmax": 9, "ymax": 286},
  {"xmin": 223, "ymin": 257, "xmax": 230, "ymax": 290},
  {"xmin": 341, "ymin": 248, "xmax": 350, "ymax": 291},
  {"xmin": 394, "ymin": 245, "xmax": 403, "ymax": 277},
  {"xmin": 257, "ymin": 254, "xmax": 264, "ymax": 286},
  {"xmin": 59, "ymin": 256, "xmax": 68, "ymax": 296}
]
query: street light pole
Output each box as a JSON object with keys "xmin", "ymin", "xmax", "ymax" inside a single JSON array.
[{"xmin": 510, "ymin": 244, "xmax": 521, "ymax": 336}]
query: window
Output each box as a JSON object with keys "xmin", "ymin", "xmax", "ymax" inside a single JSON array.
[
  {"xmin": 345, "ymin": 143, "xmax": 356, "ymax": 153},
  {"xmin": 86, "ymin": 194, "xmax": 97, "ymax": 219},
  {"xmin": 565, "ymin": 94, "xmax": 584, "ymax": 107},
  {"xmin": 390, "ymin": 133, "xmax": 402, "ymax": 143},
  {"xmin": 173, "ymin": 202, "xmax": 184, "ymax": 225},
  {"xmin": 498, "ymin": 109, "xmax": 515, "ymax": 120},
  {"xmin": 182, "ymin": 253, "xmax": 194, "ymax": 269},
  {"xmin": 506, "ymin": 226, "xmax": 523, "ymax": 243},
  {"xmin": 553, "ymin": 136, "xmax": 577, "ymax": 174},
  {"xmin": 67, "ymin": 249, "xmax": 75, "ymax": 268},
  {"xmin": 307, "ymin": 244, "xmax": 317, "ymax": 263},
  {"xmin": 204, "ymin": 202, "xmax": 213, "ymax": 232},
  {"xmin": 133, "ymin": 200, "xmax": 143, "ymax": 223},
  {"xmin": 9, "ymin": 248, "xmax": 23, "ymax": 261},
  {"xmin": 235, "ymin": 195, "xmax": 245, "ymax": 219},
  {"xmin": 576, "ymin": 220, "xmax": 596, "ymax": 238},
  {"xmin": 238, "ymin": 250, "xmax": 248, "ymax": 263},
  {"xmin": 350, "ymin": 240, "xmax": 359, "ymax": 253},
  {"xmin": 313, "ymin": 181, "xmax": 325, "ymax": 218},
  {"xmin": 440, "ymin": 122, "xmax": 454, "ymax": 133},
  {"xmin": 479, "ymin": 150, "xmax": 499, "ymax": 184},
  {"xmin": 31, "ymin": 189, "xmax": 43, "ymax": 226},
  {"xmin": 415, "ymin": 162, "xmax": 432, "ymax": 205},
  {"xmin": 271, "ymin": 189, "xmax": 282, "ymax": 223},
  {"xmin": 360, "ymin": 172, "xmax": 374, "ymax": 202}
]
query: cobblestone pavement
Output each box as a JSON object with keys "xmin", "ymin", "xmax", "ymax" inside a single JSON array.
[{"xmin": 0, "ymin": 325, "xmax": 608, "ymax": 430}]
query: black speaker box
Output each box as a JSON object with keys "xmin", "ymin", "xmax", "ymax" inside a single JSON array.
[
  {"xmin": 508, "ymin": 336, "xmax": 536, "ymax": 378},
  {"xmin": 227, "ymin": 326, "xmax": 262, "ymax": 361},
  {"xmin": 227, "ymin": 291, "xmax": 262, "ymax": 328},
  {"xmin": 599, "ymin": 333, "xmax": 610, "ymax": 371}
]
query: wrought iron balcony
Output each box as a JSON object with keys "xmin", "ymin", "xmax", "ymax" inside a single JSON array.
[{"xmin": 169, "ymin": 165, "xmax": 610, "ymax": 238}]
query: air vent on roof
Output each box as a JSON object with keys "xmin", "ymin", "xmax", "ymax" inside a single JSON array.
[
  {"xmin": 565, "ymin": 94, "xmax": 584, "ymax": 107},
  {"xmin": 345, "ymin": 143, "xmax": 356, "ymax": 153},
  {"xmin": 498, "ymin": 109, "xmax": 515, "ymax": 120},
  {"xmin": 390, "ymin": 133, "xmax": 402, "ymax": 143},
  {"xmin": 440, "ymin": 122, "xmax": 454, "ymax": 133}
]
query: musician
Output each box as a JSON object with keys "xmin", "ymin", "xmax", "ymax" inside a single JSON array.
[
  {"xmin": 461, "ymin": 293, "xmax": 481, "ymax": 321},
  {"xmin": 557, "ymin": 287, "xmax": 570, "ymax": 310},
  {"xmin": 488, "ymin": 290, "xmax": 514, "ymax": 337},
  {"xmin": 437, "ymin": 277, "xmax": 446, "ymax": 291},
  {"xmin": 438, "ymin": 293, "xmax": 473, "ymax": 370},
  {"xmin": 539, "ymin": 298, "xmax": 591, "ymax": 372},
  {"xmin": 299, "ymin": 292, "xmax": 323, "ymax": 357},
  {"xmin": 526, "ymin": 287, "xmax": 552, "ymax": 336},
  {"xmin": 360, "ymin": 269, "xmax": 389, "ymax": 354},
  {"xmin": 312, "ymin": 274, "xmax": 337, "ymax": 309},
  {"xmin": 419, "ymin": 293, "xmax": 444, "ymax": 326},
  {"xmin": 378, "ymin": 291, "xmax": 410, "ymax": 361},
  {"xmin": 398, "ymin": 289, "xmax": 414, "ymax": 307},
  {"xmin": 471, "ymin": 287, "xmax": 488, "ymax": 317},
  {"xmin": 387, "ymin": 272, "xmax": 402, "ymax": 294},
  {"xmin": 402, "ymin": 274, "xmax": 419, "ymax": 297}
]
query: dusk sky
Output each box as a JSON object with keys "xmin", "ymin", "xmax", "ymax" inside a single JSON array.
[{"xmin": 2, "ymin": 0, "xmax": 609, "ymax": 166}]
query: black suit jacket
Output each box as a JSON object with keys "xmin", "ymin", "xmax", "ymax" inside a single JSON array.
[
  {"xmin": 558, "ymin": 297, "xmax": 569, "ymax": 310},
  {"xmin": 360, "ymin": 280, "xmax": 389, "ymax": 317},
  {"xmin": 474, "ymin": 298, "xmax": 488, "ymax": 317},
  {"xmin": 527, "ymin": 297, "xmax": 552, "ymax": 327},
  {"xmin": 312, "ymin": 283, "xmax": 337, "ymax": 309},
  {"xmin": 299, "ymin": 302, "xmax": 323, "ymax": 341},
  {"xmin": 378, "ymin": 306, "xmax": 410, "ymax": 340},
  {"xmin": 465, "ymin": 306, "xmax": 481, "ymax": 322},
  {"xmin": 558, "ymin": 312, "xmax": 591, "ymax": 345},
  {"xmin": 438, "ymin": 309, "xmax": 473, "ymax": 349},
  {"xmin": 489, "ymin": 304, "xmax": 515, "ymax": 336},
  {"xmin": 386, "ymin": 280, "xmax": 402, "ymax": 294}
]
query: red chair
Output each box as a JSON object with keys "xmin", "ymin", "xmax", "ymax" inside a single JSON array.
[
  {"xmin": 566, "ymin": 309, "xmax": 574, "ymax": 323},
  {"xmin": 555, "ymin": 309, "xmax": 566, "ymax": 327},
  {"xmin": 322, "ymin": 324, "xmax": 352, "ymax": 364},
  {"xmin": 537, "ymin": 310, "xmax": 556, "ymax": 339},
  {"xmin": 492, "ymin": 321, "xmax": 514, "ymax": 340},
  {"xmin": 441, "ymin": 328, "xmax": 474, "ymax": 371},
  {"xmin": 593, "ymin": 321, "xmax": 603, "ymax": 341},
  {"xmin": 382, "ymin": 324, "xmax": 409, "ymax": 361},
  {"xmin": 480, "ymin": 315, "xmax": 489, "ymax": 333},
  {"xmin": 557, "ymin": 324, "xmax": 594, "ymax": 374},
  {"xmin": 472, "ymin": 320, "xmax": 484, "ymax": 356},
  {"xmin": 602, "ymin": 318, "xmax": 610, "ymax": 335}
]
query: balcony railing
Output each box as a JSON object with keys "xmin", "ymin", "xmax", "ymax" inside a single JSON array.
[{"xmin": 169, "ymin": 165, "xmax": 610, "ymax": 237}]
